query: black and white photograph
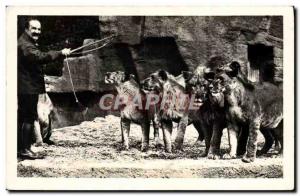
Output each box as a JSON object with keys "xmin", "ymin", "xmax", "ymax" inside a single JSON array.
[{"xmin": 6, "ymin": 6, "xmax": 295, "ymax": 191}]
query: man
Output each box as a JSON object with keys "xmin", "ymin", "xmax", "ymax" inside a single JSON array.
[{"xmin": 18, "ymin": 18, "xmax": 71, "ymax": 160}]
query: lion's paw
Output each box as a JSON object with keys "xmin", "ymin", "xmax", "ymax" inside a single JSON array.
[
  {"xmin": 207, "ymin": 153, "xmax": 220, "ymax": 160},
  {"xmin": 199, "ymin": 151, "xmax": 208, "ymax": 157},
  {"xmin": 193, "ymin": 140, "xmax": 204, "ymax": 147},
  {"xmin": 271, "ymin": 153, "xmax": 283, "ymax": 158},
  {"xmin": 222, "ymin": 153, "xmax": 236, "ymax": 159},
  {"xmin": 242, "ymin": 156, "xmax": 255, "ymax": 163},
  {"xmin": 141, "ymin": 145, "xmax": 149, "ymax": 152},
  {"xmin": 123, "ymin": 144, "xmax": 129, "ymax": 151},
  {"xmin": 154, "ymin": 139, "xmax": 164, "ymax": 149}
]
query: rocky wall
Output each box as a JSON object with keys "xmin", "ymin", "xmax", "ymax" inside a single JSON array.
[{"xmin": 45, "ymin": 16, "xmax": 283, "ymax": 93}]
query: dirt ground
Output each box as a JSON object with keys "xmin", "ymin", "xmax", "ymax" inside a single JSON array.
[{"xmin": 17, "ymin": 115, "xmax": 283, "ymax": 178}]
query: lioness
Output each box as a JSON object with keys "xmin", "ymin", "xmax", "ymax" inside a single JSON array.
[
  {"xmin": 213, "ymin": 61, "xmax": 283, "ymax": 162},
  {"xmin": 178, "ymin": 66, "xmax": 227, "ymax": 159},
  {"xmin": 141, "ymin": 70, "xmax": 206, "ymax": 153},
  {"xmin": 105, "ymin": 71, "xmax": 160, "ymax": 151},
  {"xmin": 33, "ymin": 93, "xmax": 55, "ymax": 146}
]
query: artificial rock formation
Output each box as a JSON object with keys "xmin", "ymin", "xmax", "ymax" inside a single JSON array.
[{"xmin": 46, "ymin": 16, "xmax": 283, "ymax": 93}]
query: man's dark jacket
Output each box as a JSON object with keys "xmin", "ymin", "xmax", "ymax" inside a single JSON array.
[{"xmin": 18, "ymin": 32, "xmax": 63, "ymax": 94}]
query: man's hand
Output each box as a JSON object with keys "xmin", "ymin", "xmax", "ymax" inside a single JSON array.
[{"xmin": 61, "ymin": 48, "xmax": 71, "ymax": 56}]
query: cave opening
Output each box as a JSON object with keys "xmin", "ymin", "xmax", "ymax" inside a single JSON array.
[
  {"xmin": 135, "ymin": 36, "xmax": 189, "ymax": 79},
  {"xmin": 247, "ymin": 44, "xmax": 275, "ymax": 83}
]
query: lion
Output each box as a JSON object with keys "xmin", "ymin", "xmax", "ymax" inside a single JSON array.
[
  {"xmin": 212, "ymin": 61, "xmax": 283, "ymax": 162},
  {"xmin": 141, "ymin": 70, "xmax": 207, "ymax": 153},
  {"xmin": 33, "ymin": 93, "xmax": 55, "ymax": 146},
  {"xmin": 105, "ymin": 71, "xmax": 161, "ymax": 151}
]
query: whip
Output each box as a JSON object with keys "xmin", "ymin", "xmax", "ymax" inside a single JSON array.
[
  {"xmin": 65, "ymin": 55, "xmax": 87, "ymax": 113},
  {"xmin": 63, "ymin": 34, "xmax": 117, "ymax": 113},
  {"xmin": 69, "ymin": 34, "xmax": 117, "ymax": 55}
]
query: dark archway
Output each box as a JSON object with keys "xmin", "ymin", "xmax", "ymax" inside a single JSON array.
[
  {"xmin": 135, "ymin": 37, "xmax": 189, "ymax": 80},
  {"xmin": 248, "ymin": 44, "xmax": 274, "ymax": 83}
]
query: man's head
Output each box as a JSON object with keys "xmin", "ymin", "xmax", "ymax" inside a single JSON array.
[{"xmin": 25, "ymin": 19, "xmax": 41, "ymax": 42}]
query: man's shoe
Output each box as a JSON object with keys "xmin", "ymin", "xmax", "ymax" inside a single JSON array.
[
  {"xmin": 18, "ymin": 149, "xmax": 44, "ymax": 160},
  {"xmin": 18, "ymin": 149, "xmax": 37, "ymax": 160}
]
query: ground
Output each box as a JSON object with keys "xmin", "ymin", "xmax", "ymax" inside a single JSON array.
[{"xmin": 18, "ymin": 115, "xmax": 283, "ymax": 178}]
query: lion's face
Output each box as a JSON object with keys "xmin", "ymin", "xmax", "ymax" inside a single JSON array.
[
  {"xmin": 209, "ymin": 76, "xmax": 226, "ymax": 107},
  {"xmin": 186, "ymin": 75, "xmax": 210, "ymax": 106},
  {"xmin": 216, "ymin": 72, "xmax": 238, "ymax": 92},
  {"xmin": 141, "ymin": 70, "xmax": 168, "ymax": 93},
  {"xmin": 183, "ymin": 67, "xmax": 215, "ymax": 106},
  {"xmin": 209, "ymin": 61, "xmax": 243, "ymax": 107},
  {"xmin": 105, "ymin": 71, "xmax": 126, "ymax": 84}
]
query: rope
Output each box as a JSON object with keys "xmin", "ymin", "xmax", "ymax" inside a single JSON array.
[
  {"xmin": 71, "ymin": 40, "xmax": 112, "ymax": 55},
  {"xmin": 70, "ymin": 34, "xmax": 117, "ymax": 54},
  {"xmin": 63, "ymin": 34, "xmax": 116, "ymax": 104},
  {"xmin": 65, "ymin": 55, "xmax": 79, "ymax": 103}
]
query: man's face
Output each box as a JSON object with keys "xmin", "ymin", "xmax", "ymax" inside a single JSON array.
[{"xmin": 26, "ymin": 20, "xmax": 41, "ymax": 41}]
